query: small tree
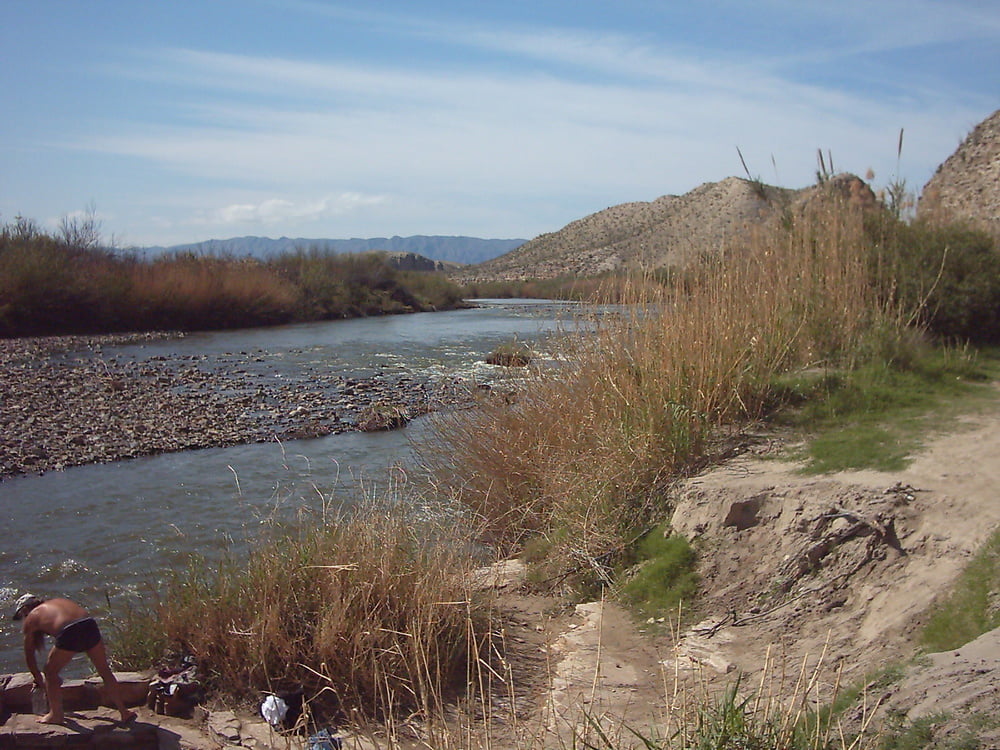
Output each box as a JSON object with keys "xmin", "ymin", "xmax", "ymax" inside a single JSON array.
[{"xmin": 58, "ymin": 203, "xmax": 103, "ymax": 250}]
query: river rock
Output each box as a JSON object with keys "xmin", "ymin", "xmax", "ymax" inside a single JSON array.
[
  {"xmin": 86, "ymin": 675, "xmax": 150, "ymax": 711},
  {"xmin": 205, "ymin": 710, "xmax": 241, "ymax": 744}
]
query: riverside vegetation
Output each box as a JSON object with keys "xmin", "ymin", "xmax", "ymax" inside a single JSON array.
[
  {"xmin": 0, "ymin": 214, "xmax": 465, "ymax": 337},
  {"xmin": 16, "ymin": 185, "xmax": 1000, "ymax": 745}
]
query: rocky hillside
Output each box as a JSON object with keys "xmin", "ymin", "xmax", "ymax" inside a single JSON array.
[
  {"xmin": 918, "ymin": 108, "xmax": 1000, "ymax": 238},
  {"xmin": 454, "ymin": 175, "xmax": 875, "ymax": 283}
]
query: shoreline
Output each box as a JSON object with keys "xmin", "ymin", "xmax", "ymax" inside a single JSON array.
[{"xmin": 0, "ymin": 331, "xmax": 474, "ymax": 482}]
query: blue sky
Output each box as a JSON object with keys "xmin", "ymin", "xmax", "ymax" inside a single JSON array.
[{"xmin": 1, "ymin": 1, "xmax": 997, "ymax": 247}]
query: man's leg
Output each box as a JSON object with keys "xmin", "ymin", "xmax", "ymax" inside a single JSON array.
[
  {"xmin": 39, "ymin": 647, "xmax": 73, "ymax": 724},
  {"xmin": 85, "ymin": 642, "xmax": 136, "ymax": 723}
]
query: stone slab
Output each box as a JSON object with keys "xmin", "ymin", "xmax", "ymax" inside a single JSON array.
[
  {"xmin": 1, "ymin": 676, "xmax": 148, "ymax": 715},
  {"xmin": 3, "ymin": 678, "xmax": 97, "ymax": 715},
  {"xmin": 3, "ymin": 675, "xmax": 37, "ymax": 713},
  {"xmin": 205, "ymin": 711, "xmax": 241, "ymax": 745},
  {"xmin": 0, "ymin": 708, "xmax": 157, "ymax": 750}
]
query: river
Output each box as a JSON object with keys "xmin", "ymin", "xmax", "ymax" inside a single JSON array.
[{"xmin": 0, "ymin": 299, "xmax": 582, "ymax": 674}]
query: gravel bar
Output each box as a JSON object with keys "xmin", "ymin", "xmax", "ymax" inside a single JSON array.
[{"xmin": 0, "ymin": 332, "xmax": 475, "ymax": 481}]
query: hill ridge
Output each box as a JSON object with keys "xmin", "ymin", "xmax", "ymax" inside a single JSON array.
[
  {"xmin": 455, "ymin": 176, "xmax": 803, "ymax": 282},
  {"xmin": 918, "ymin": 108, "xmax": 1000, "ymax": 239}
]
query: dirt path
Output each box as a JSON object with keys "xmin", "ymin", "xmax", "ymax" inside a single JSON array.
[{"xmin": 514, "ymin": 406, "xmax": 1000, "ymax": 747}]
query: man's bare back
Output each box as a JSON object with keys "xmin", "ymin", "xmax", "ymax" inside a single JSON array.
[{"xmin": 22, "ymin": 598, "xmax": 89, "ymax": 637}]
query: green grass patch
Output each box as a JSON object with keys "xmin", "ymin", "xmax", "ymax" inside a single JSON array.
[
  {"xmin": 804, "ymin": 424, "xmax": 911, "ymax": 473},
  {"xmin": 877, "ymin": 710, "xmax": 989, "ymax": 750},
  {"xmin": 921, "ymin": 527, "xmax": 1000, "ymax": 652},
  {"xmin": 617, "ymin": 526, "xmax": 697, "ymax": 618},
  {"xmin": 773, "ymin": 348, "xmax": 1000, "ymax": 474}
]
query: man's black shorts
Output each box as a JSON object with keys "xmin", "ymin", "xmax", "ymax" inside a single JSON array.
[{"xmin": 54, "ymin": 617, "xmax": 102, "ymax": 652}]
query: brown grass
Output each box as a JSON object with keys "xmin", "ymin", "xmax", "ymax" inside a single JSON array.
[
  {"xmin": 0, "ymin": 219, "xmax": 467, "ymax": 336},
  {"xmin": 419, "ymin": 197, "xmax": 896, "ymax": 574},
  {"xmin": 122, "ymin": 501, "xmax": 488, "ymax": 724},
  {"xmin": 128, "ymin": 255, "xmax": 300, "ymax": 328}
]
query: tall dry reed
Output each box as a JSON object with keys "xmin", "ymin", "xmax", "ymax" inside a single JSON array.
[
  {"xmin": 137, "ymin": 501, "xmax": 486, "ymax": 723},
  {"xmin": 419, "ymin": 197, "xmax": 897, "ymax": 568}
]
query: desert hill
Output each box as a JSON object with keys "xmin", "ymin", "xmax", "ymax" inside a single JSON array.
[
  {"xmin": 454, "ymin": 175, "xmax": 875, "ymax": 283},
  {"xmin": 918, "ymin": 108, "xmax": 1000, "ymax": 239}
]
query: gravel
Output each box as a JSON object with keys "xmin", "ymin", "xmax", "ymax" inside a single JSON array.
[{"xmin": 0, "ymin": 332, "xmax": 474, "ymax": 481}]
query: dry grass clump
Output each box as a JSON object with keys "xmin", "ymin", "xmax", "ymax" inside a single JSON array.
[
  {"xmin": 133, "ymin": 503, "xmax": 485, "ymax": 723},
  {"xmin": 420, "ymin": 198, "xmax": 895, "ymax": 574}
]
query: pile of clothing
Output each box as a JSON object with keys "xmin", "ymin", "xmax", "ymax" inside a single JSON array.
[{"xmin": 147, "ymin": 656, "xmax": 203, "ymax": 717}]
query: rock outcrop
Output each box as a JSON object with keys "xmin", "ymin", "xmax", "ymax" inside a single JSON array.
[
  {"xmin": 918, "ymin": 109, "xmax": 1000, "ymax": 239},
  {"xmin": 454, "ymin": 177, "xmax": 790, "ymax": 282}
]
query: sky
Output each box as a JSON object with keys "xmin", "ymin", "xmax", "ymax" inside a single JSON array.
[{"xmin": 1, "ymin": 1, "xmax": 997, "ymax": 248}]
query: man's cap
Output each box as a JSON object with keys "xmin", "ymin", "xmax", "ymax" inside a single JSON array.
[{"xmin": 12, "ymin": 594, "xmax": 43, "ymax": 620}]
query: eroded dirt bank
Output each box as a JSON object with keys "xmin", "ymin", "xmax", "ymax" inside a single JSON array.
[{"xmin": 505, "ymin": 406, "xmax": 1000, "ymax": 748}]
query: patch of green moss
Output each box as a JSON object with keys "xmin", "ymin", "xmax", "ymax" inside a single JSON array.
[{"xmin": 618, "ymin": 526, "xmax": 697, "ymax": 618}]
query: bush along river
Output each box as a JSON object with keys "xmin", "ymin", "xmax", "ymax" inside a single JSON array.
[{"xmin": 0, "ymin": 299, "xmax": 583, "ymax": 674}]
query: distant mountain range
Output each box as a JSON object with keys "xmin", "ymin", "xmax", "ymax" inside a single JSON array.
[{"xmin": 143, "ymin": 235, "xmax": 527, "ymax": 266}]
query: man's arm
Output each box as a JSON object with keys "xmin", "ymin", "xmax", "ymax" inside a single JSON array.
[{"xmin": 22, "ymin": 623, "xmax": 44, "ymax": 687}]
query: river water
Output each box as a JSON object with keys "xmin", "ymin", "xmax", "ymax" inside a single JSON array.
[{"xmin": 0, "ymin": 300, "xmax": 582, "ymax": 674}]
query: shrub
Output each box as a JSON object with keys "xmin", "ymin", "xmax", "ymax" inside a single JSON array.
[
  {"xmin": 269, "ymin": 249, "xmax": 464, "ymax": 319},
  {"xmin": 129, "ymin": 253, "xmax": 299, "ymax": 330},
  {"xmin": 0, "ymin": 219, "xmax": 466, "ymax": 336},
  {"xmin": 485, "ymin": 340, "xmax": 533, "ymax": 367},
  {"xmin": 867, "ymin": 216, "xmax": 1000, "ymax": 343}
]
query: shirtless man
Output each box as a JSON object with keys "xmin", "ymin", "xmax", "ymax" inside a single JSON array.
[{"xmin": 12, "ymin": 594, "xmax": 136, "ymax": 725}]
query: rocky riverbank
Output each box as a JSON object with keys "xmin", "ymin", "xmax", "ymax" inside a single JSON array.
[{"xmin": 0, "ymin": 333, "xmax": 476, "ymax": 481}]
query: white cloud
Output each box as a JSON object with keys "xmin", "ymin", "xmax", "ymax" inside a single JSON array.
[
  {"xmin": 202, "ymin": 193, "xmax": 386, "ymax": 226},
  {"xmin": 80, "ymin": 46, "xmax": 978, "ymax": 198},
  {"xmin": 54, "ymin": 6, "xmax": 998, "ymax": 244}
]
